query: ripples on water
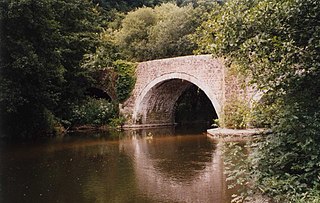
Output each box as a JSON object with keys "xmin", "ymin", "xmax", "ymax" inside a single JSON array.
[{"xmin": 0, "ymin": 127, "xmax": 242, "ymax": 203}]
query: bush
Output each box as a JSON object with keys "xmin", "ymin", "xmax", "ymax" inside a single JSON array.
[
  {"xmin": 114, "ymin": 60, "xmax": 136, "ymax": 102},
  {"xmin": 220, "ymin": 97, "xmax": 251, "ymax": 129},
  {"xmin": 70, "ymin": 98, "xmax": 117, "ymax": 126},
  {"xmin": 109, "ymin": 116, "xmax": 126, "ymax": 128},
  {"xmin": 252, "ymin": 106, "xmax": 320, "ymax": 202}
]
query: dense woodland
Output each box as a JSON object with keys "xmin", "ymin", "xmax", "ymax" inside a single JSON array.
[
  {"xmin": 0, "ymin": 0, "xmax": 319, "ymax": 202},
  {"xmin": 193, "ymin": 0, "xmax": 320, "ymax": 201},
  {"xmin": 0, "ymin": 0, "xmax": 219, "ymax": 139}
]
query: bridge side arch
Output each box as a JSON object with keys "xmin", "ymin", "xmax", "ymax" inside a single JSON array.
[{"xmin": 132, "ymin": 72, "xmax": 222, "ymax": 125}]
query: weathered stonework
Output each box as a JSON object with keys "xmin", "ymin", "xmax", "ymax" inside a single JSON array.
[{"xmin": 120, "ymin": 55, "xmax": 257, "ymax": 127}]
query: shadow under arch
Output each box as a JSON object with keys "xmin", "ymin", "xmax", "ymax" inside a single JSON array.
[
  {"xmin": 86, "ymin": 87, "xmax": 112, "ymax": 101},
  {"xmin": 174, "ymin": 84, "xmax": 218, "ymax": 129},
  {"xmin": 133, "ymin": 72, "xmax": 221, "ymax": 125}
]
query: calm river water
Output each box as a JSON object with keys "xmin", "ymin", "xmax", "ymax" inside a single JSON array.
[{"xmin": 0, "ymin": 127, "xmax": 241, "ymax": 203}]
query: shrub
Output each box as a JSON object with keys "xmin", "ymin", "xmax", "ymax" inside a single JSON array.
[
  {"xmin": 114, "ymin": 60, "xmax": 136, "ymax": 102},
  {"xmin": 109, "ymin": 116, "xmax": 126, "ymax": 128},
  {"xmin": 221, "ymin": 97, "xmax": 251, "ymax": 129},
  {"xmin": 70, "ymin": 98, "xmax": 117, "ymax": 126}
]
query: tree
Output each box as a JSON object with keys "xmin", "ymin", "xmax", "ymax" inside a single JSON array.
[
  {"xmin": 148, "ymin": 3, "xmax": 197, "ymax": 59},
  {"xmin": 0, "ymin": 0, "xmax": 101, "ymax": 139},
  {"xmin": 193, "ymin": 0, "xmax": 320, "ymax": 201},
  {"xmin": 93, "ymin": 0, "xmax": 222, "ymax": 11},
  {"xmin": 115, "ymin": 6, "xmax": 156, "ymax": 61},
  {"xmin": 114, "ymin": 2, "xmax": 210, "ymax": 61}
]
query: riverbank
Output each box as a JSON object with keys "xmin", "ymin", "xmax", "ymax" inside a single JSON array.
[
  {"xmin": 69, "ymin": 124, "xmax": 110, "ymax": 132},
  {"xmin": 207, "ymin": 128, "xmax": 266, "ymax": 141},
  {"xmin": 208, "ymin": 128, "xmax": 273, "ymax": 203}
]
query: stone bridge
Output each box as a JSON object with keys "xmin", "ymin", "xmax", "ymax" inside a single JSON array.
[{"xmin": 121, "ymin": 55, "xmax": 256, "ymax": 127}]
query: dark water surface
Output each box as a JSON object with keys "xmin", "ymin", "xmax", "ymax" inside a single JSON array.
[{"xmin": 0, "ymin": 127, "xmax": 237, "ymax": 203}]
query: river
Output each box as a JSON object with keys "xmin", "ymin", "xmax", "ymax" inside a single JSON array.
[{"xmin": 0, "ymin": 126, "xmax": 243, "ymax": 203}]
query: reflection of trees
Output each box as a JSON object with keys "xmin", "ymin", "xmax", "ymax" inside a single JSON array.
[
  {"xmin": 123, "ymin": 128, "xmax": 215, "ymax": 181},
  {"xmin": 0, "ymin": 140, "xmax": 148, "ymax": 203},
  {"xmin": 80, "ymin": 146, "xmax": 138, "ymax": 203},
  {"xmin": 146, "ymin": 135, "xmax": 215, "ymax": 181},
  {"xmin": 128, "ymin": 132, "xmax": 230, "ymax": 203},
  {"xmin": 222, "ymin": 142, "xmax": 252, "ymax": 203},
  {"xmin": 1, "ymin": 129, "xmax": 242, "ymax": 203}
]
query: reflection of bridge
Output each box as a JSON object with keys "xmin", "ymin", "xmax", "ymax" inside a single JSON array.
[
  {"xmin": 119, "ymin": 129, "xmax": 230, "ymax": 203},
  {"xmin": 121, "ymin": 55, "xmax": 257, "ymax": 127}
]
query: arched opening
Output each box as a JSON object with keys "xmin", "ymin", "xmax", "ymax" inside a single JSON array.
[
  {"xmin": 86, "ymin": 87, "xmax": 112, "ymax": 101},
  {"xmin": 133, "ymin": 75, "xmax": 219, "ymax": 130},
  {"xmin": 174, "ymin": 84, "xmax": 218, "ymax": 130}
]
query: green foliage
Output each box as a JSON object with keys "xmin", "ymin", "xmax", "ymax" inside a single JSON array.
[
  {"xmin": 94, "ymin": 0, "xmax": 222, "ymax": 12},
  {"xmin": 115, "ymin": 6, "xmax": 156, "ymax": 61},
  {"xmin": 114, "ymin": 2, "xmax": 211, "ymax": 61},
  {"xmin": 0, "ymin": 0, "xmax": 102, "ymax": 139},
  {"xmin": 249, "ymin": 97, "xmax": 282, "ymax": 128},
  {"xmin": 109, "ymin": 116, "xmax": 126, "ymax": 128},
  {"xmin": 252, "ymin": 105, "xmax": 320, "ymax": 202},
  {"xmin": 82, "ymin": 46, "xmax": 136, "ymax": 103},
  {"xmin": 70, "ymin": 98, "xmax": 117, "ymax": 126},
  {"xmin": 289, "ymin": 188, "xmax": 320, "ymax": 203},
  {"xmin": 222, "ymin": 142, "xmax": 253, "ymax": 203},
  {"xmin": 194, "ymin": 0, "xmax": 320, "ymax": 95},
  {"xmin": 82, "ymin": 31, "xmax": 120, "ymax": 71},
  {"xmin": 221, "ymin": 97, "xmax": 251, "ymax": 129},
  {"xmin": 94, "ymin": 0, "xmax": 170, "ymax": 12},
  {"xmin": 147, "ymin": 3, "xmax": 197, "ymax": 59},
  {"xmin": 194, "ymin": 0, "xmax": 320, "ymax": 200},
  {"xmin": 113, "ymin": 60, "xmax": 136, "ymax": 102}
]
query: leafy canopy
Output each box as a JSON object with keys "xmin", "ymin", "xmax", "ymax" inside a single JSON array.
[
  {"xmin": 0, "ymin": 0, "xmax": 102, "ymax": 139},
  {"xmin": 193, "ymin": 0, "xmax": 320, "ymax": 201},
  {"xmin": 115, "ymin": 2, "xmax": 214, "ymax": 61}
]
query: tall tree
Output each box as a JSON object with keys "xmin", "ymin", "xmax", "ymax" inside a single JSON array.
[
  {"xmin": 114, "ymin": 2, "xmax": 213, "ymax": 61},
  {"xmin": 193, "ymin": 0, "xmax": 320, "ymax": 201},
  {"xmin": 0, "ymin": 0, "xmax": 101, "ymax": 139}
]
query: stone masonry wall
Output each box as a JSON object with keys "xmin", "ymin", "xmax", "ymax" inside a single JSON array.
[{"xmin": 120, "ymin": 55, "xmax": 256, "ymax": 127}]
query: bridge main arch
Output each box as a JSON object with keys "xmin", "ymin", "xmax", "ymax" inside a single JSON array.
[
  {"xmin": 121, "ymin": 55, "xmax": 226, "ymax": 127},
  {"xmin": 133, "ymin": 72, "xmax": 221, "ymax": 125}
]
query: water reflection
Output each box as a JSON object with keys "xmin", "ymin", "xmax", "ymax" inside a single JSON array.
[{"xmin": 0, "ymin": 127, "xmax": 239, "ymax": 203}]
